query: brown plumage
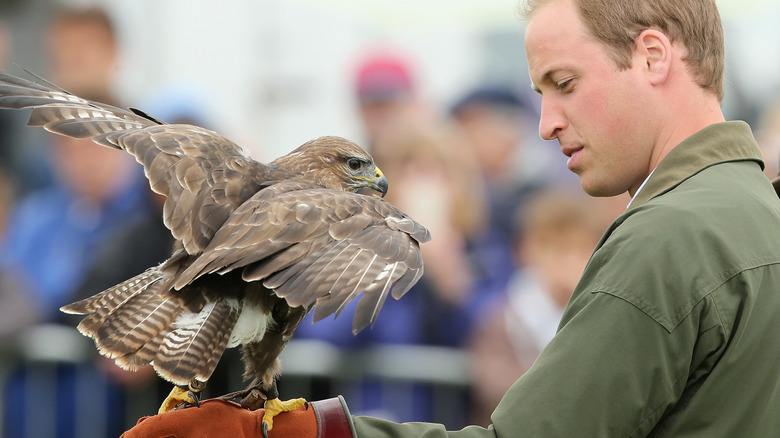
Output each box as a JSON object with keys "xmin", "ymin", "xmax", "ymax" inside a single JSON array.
[{"xmin": 0, "ymin": 72, "xmax": 430, "ymax": 408}]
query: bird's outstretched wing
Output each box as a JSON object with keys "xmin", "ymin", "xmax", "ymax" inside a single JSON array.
[
  {"xmin": 173, "ymin": 180, "xmax": 431, "ymax": 333},
  {"xmin": 0, "ymin": 72, "xmax": 267, "ymax": 254},
  {"xmin": 0, "ymin": 71, "xmax": 431, "ymax": 335}
]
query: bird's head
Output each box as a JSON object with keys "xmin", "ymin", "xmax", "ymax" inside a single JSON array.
[{"xmin": 275, "ymin": 136, "xmax": 389, "ymax": 197}]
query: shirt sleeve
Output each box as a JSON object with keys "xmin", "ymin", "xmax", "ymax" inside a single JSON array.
[{"xmin": 353, "ymin": 292, "xmax": 707, "ymax": 437}]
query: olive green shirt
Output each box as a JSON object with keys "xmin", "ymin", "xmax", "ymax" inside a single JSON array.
[{"xmin": 353, "ymin": 121, "xmax": 780, "ymax": 437}]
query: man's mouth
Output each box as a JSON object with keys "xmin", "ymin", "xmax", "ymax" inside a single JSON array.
[
  {"xmin": 562, "ymin": 145, "xmax": 584, "ymax": 171},
  {"xmin": 561, "ymin": 145, "xmax": 583, "ymax": 158}
]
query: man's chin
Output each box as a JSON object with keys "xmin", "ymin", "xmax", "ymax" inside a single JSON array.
[{"xmin": 579, "ymin": 180, "xmax": 626, "ymax": 198}]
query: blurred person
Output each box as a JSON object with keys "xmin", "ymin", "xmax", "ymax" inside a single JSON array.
[
  {"xmin": 0, "ymin": 5, "xmax": 129, "ymax": 317},
  {"xmin": 352, "ymin": 52, "xmax": 474, "ymax": 324},
  {"xmin": 755, "ymin": 95, "xmax": 780, "ymax": 178},
  {"xmin": 449, "ymin": 86, "xmax": 554, "ymax": 230},
  {"xmin": 467, "ymin": 187, "xmax": 603, "ymax": 426},
  {"xmin": 370, "ymin": 119, "xmax": 486, "ymax": 333},
  {"xmin": 0, "ymin": 4, "xmax": 133, "ymax": 321},
  {"xmin": 125, "ymin": 0, "xmax": 780, "ymax": 435},
  {"xmin": 1, "ymin": 7, "xmax": 153, "ymax": 438},
  {"xmin": 449, "ymin": 86, "xmax": 554, "ymax": 307},
  {"xmin": 353, "ymin": 50, "xmax": 432, "ymax": 150}
]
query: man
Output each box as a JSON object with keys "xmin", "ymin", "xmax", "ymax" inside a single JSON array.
[{"xmin": 125, "ymin": 0, "xmax": 780, "ymax": 436}]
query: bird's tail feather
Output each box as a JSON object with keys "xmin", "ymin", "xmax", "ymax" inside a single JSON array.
[
  {"xmin": 94, "ymin": 282, "xmax": 191, "ymax": 358},
  {"xmin": 61, "ymin": 268, "xmax": 165, "ymax": 336},
  {"xmin": 149, "ymin": 300, "xmax": 240, "ymax": 384},
  {"xmin": 61, "ymin": 267, "xmax": 240, "ymax": 386}
]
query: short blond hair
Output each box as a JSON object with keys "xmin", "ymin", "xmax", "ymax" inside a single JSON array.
[{"xmin": 519, "ymin": 0, "xmax": 725, "ymax": 101}]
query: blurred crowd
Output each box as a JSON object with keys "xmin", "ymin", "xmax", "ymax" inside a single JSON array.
[{"xmin": 1, "ymin": 4, "xmax": 779, "ymax": 438}]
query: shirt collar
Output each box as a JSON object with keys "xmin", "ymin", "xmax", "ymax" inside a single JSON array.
[
  {"xmin": 626, "ymin": 168, "xmax": 655, "ymax": 209},
  {"xmin": 627, "ymin": 121, "xmax": 763, "ymax": 210}
]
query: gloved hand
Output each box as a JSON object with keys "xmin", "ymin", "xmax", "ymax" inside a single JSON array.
[{"xmin": 121, "ymin": 396, "xmax": 355, "ymax": 438}]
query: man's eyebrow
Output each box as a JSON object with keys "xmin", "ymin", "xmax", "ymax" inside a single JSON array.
[{"xmin": 530, "ymin": 65, "xmax": 570, "ymax": 95}]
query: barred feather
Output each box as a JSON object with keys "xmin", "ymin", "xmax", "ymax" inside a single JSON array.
[
  {"xmin": 94, "ymin": 286, "xmax": 192, "ymax": 359},
  {"xmin": 61, "ymin": 268, "xmax": 162, "ymax": 316},
  {"xmin": 152, "ymin": 300, "xmax": 240, "ymax": 384},
  {"xmin": 72, "ymin": 273, "xmax": 165, "ymax": 338}
]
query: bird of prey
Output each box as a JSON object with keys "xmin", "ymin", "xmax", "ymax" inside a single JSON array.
[{"xmin": 0, "ymin": 72, "xmax": 430, "ymax": 431}]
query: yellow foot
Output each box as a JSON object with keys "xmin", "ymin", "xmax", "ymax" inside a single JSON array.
[
  {"xmin": 262, "ymin": 397, "xmax": 307, "ymax": 433},
  {"xmin": 158, "ymin": 386, "xmax": 195, "ymax": 414}
]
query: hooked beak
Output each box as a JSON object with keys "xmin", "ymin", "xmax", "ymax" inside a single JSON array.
[{"xmin": 357, "ymin": 166, "xmax": 389, "ymax": 197}]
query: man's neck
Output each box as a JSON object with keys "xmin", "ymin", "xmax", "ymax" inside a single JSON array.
[{"xmin": 649, "ymin": 93, "xmax": 725, "ymax": 171}]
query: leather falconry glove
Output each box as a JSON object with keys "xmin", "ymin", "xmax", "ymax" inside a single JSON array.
[{"xmin": 121, "ymin": 396, "xmax": 356, "ymax": 438}]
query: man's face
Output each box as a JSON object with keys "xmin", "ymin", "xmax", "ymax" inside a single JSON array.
[
  {"xmin": 46, "ymin": 21, "xmax": 116, "ymax": 93},
  {"xmin": 525, "ymin": 0, "xmax": 657, "ymax": 197}
]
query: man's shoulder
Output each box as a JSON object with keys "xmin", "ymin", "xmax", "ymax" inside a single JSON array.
[
  {"xmin": 617, "ymin": 161, "xmax": 780, "ymax": 254},
  {"xmin": 577, "ymin": 164, "xmax": 780, "ymax": 331}
]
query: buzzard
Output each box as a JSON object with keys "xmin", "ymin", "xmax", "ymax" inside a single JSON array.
[{"xmin": 0, "ymin": 72, "xmax": 430, "ymax": 431}]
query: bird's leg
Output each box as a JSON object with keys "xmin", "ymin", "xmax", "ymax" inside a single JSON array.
[
  {"xmin": 260, "ymin": 381, "xmax": 307, "ymax": 436},
  {"xmin": 215, "ymin": 379, "xmax": 306, "ymax": 435},
  {"xmin": 216, "ymin": 378, "xmax": 266, "ymax": 409},
  {"xmin": 159, "ymin": 379, "xmax": 207, "ymax": 414}
]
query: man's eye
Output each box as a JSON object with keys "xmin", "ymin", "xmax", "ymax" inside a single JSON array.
[
  {"xmin": 348, "ymin": 159, "xmax": 361, "ymax": 170},
  {"xmin": 557, "ymin": 79, "xmax": 573, "ymax": 91}
]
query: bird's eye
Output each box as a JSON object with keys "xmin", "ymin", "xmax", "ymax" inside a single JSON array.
[{"xmin": 348, "ymin": 159, "xmax": 361, "ymax": 171}]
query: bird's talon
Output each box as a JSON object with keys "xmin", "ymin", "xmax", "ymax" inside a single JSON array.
[
  {"xmin": 186, "ymin": 390, "xmax": 201, "ymax": 408},
  {"xmin": 159, "ymin": 386, "xmax": 197, "ymax": 414},
  {"xmin": 262, "ymin": 421, "xmax": 269, "ymax": 438},
  {"xmin": 262, "ymin": 397, "xmax": 308, "ymax": 433}
]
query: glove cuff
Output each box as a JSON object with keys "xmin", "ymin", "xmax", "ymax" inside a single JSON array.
[{"xmin": 310, "ymin": 395, "xmax": 357, "ymax": 438}]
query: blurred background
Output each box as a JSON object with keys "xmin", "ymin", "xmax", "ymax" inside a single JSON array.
[{"xmin": 0, "ymin": 0, "xmax": 779, "ymax": 436}]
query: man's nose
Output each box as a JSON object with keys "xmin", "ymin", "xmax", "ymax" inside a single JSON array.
[{"xmin": 539, "ymin": 97, "xmax": 566, "ymax": 141}]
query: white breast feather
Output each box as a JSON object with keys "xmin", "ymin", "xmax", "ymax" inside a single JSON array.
[
  {"xmin": 227, "ymin": 300, "xmax": 270, "ymax": 348},
  {"xmin": 171, "ymin": 300, "xmax": 270, "ymax": 349}
]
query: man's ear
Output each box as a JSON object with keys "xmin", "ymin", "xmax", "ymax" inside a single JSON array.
[{"xmin": 634, "ymin": 29, "xmax": 672, "ymax": 86}]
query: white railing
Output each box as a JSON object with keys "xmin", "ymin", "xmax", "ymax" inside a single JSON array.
[{"xmin": 0, "ymin": 326, "xmax": 472, "ymax": 437}]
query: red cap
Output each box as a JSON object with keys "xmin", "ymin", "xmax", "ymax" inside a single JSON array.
[{"xmin": 355, "ymin": 54, "xmax": 414, "ymax": 103}]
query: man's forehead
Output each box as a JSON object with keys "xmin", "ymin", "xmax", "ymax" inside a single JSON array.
[
  {"xmin": 524, "ymin": 0, "xmax": 581, "ymax": 48},
  {"xmin": 524, "ymin": 0, "xmax": 588, "ymax": 83}
]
